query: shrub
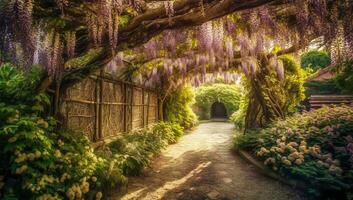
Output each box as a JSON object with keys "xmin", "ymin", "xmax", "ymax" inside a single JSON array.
[
  {"xmin": 234, "ymin": 106, "xmax": 353, "ymax": 199},
  {"xmin": 301, "ymin": 50, "xmax": 331, "ymax": 71},
  {"xmin": 229, "ymin": 89, "xmax": 247, "ymax": 130},
  {"xmin": 335, "ymin": 60, "xmax": 353, "ymax": 94},
  {"xmin": 304, "ymin": 79, "xmax": 341, "ymax": 96},
  {"xmin": 165, "ymin": 84, "xmax": 197, "ymax": 129},
  {"xmin": 97, "ymin": 122, "xmax": 184, "ymax": 176},
  {"xmin": 0, "ymin": 64, "xmax": 124, "ymax": 199},
  {"xmin": 194, "ymin": 83, "xmax": 242, "ymax": 120}
]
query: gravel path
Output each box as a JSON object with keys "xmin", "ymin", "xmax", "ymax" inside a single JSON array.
[{"xmin": 112, "ymin": 122, "xmax": 304, "ymax": 200}]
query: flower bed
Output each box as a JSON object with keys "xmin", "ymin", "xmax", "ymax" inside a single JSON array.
[{"xmin": 234, "ymin": 106, "xmax": 353, "ymax": 199}]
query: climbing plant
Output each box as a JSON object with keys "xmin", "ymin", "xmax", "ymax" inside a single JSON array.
[{"xmin": 244, "ymin": 55, "xmax": 305, "ymax": 130}]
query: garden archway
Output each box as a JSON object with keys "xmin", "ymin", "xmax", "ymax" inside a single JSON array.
[{"xmin": 210, "ymin": 102, "xmax": 228, "ymax": 119}]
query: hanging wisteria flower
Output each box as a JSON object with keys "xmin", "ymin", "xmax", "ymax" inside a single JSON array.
[{"xmin": 198, "ymin": 22, "xmax": 214, "ymax": 51}]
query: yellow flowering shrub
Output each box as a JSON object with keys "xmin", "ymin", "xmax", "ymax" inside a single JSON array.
[{"xmin": 0, "ymin": 65, "xmax": 118, "ymax": 199}]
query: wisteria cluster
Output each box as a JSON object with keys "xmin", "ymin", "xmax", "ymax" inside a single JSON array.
[{"xmin": 2, "ymin": 0, "xmax": 353, "ymax": 89}]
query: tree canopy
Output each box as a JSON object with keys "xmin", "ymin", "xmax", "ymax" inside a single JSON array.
[
  {"xmin": 1, "ymin": 0, "xmax": 353, "ymax": 88},
  {"xmin": 1, "ymin": 0, "xmax": 353, "ymax": 129}
]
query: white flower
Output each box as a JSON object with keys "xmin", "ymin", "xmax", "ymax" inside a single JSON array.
[{"xmin": 96, "ymin": 192, "xmax": 103, "ymax": 200}]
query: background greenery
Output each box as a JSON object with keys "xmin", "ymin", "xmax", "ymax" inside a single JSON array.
[
  {"xmin": 193, "ymin": 83, "xmax": 242, "ymax": 120},
  {"xmin": 335, "ymin": 60, "xmax": 353, "ymax": 95},
  {"xmin": 165, "ymin": 84, "xmax": 198, "ymax": 129},
  {"xmin": 301, "ymin": 50, "xmax": 331, "ymax": 72}
]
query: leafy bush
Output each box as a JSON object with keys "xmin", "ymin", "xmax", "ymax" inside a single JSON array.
[
  {"xmin": 335, "ymin": 60, "xmax": 353, "ymax": 94},
  {"xmin": 165, "ymin": 84, "xmax": 197, "ymax": 129},
  {"xmin": 234, "ymin": 106, "xmax": 353, "ymax": 199},
  {"xmin": 97, "ymin": 122, "xmax": 184, "ymax": 176},
  {"xmin": 229, "ymin": 88, "xmax": 247, "ymax": 129},
  {"xmin": 304, "ymin": 79, "xmax": 341, "ymax": 96},
  {"xmin": 194, "ymin": 83, "xmax": 242, "ymax": 120},
  {"xmin": 301, "ymin": 50, "xmax": 331, "ymax": 71},
  {"xmin": 0, "ymin": 64, "xmax": 123, "ymax": 199}
]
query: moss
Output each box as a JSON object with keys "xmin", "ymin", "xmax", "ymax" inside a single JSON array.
[
  {"xmin": 64, "ymin": 47, "xmax": 104, "ymax": 69},
  {"xmin": 119, "ymin": 15, "xmax": 131, "ymax": 28}
]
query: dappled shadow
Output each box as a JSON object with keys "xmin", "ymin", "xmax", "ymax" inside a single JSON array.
[
  {"xmin": 119, "ymin": 150, "xmax": 214, "ymax": 200},
  {"xmin": 111, "ymin": 122, "xmax": 304, "ymax": 200}
]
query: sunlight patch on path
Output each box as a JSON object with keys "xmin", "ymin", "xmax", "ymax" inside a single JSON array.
[
  {"xmin": 113, "ymin": 122, "xmax": 304, "ymax": 200},
  {"xmin": 121, "ymin": 162, "xmax": 212, "ymax": 200}
]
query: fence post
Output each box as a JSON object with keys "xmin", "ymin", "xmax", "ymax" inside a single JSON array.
[
  {"xmin": 142, "ymin": 89, "xmax": 145, "ymax": 127},
  {"xmin": 94, "ymin": 77, "xmax": 99, "ymax": 142},
  {"xmin": 130, "ymin": 87, "xmax": 133, "ymax": 130},
  {"xmin": 146, "ymin": 92, "xmax": 150, "ymax": 126},
  {"xmin": 98, "ymin": 73, "xmax": 104, "ymax": 140},
  {"xmin": 123, "ymin": 83, "xmax": 127, "ymax": 133}
]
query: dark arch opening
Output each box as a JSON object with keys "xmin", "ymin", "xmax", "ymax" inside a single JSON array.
[{"xmin": 210, "ymin": 102, "xmax": 227, "ymax": 119}]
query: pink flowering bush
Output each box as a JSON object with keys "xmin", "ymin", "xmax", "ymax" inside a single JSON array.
[{"xmin": 234, "ymin": 106, "xmax": 353, "ymax": 199}]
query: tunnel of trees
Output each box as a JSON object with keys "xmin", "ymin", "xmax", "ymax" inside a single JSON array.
[
  {"xmin": 210, "ymin": 102, "xmax": 228, "ymax": 119},
  {"xmin": 1, "ymin": 0, "xmax": 353, "ymax": 199}
]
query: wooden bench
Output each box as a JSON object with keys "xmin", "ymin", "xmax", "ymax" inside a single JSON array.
[{"xmin": 309, "ymin": 95, "xmax": 353, "ymax": 109}]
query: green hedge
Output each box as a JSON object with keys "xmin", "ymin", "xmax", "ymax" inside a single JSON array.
[
  {"xmin": 336, "ymin": 60, "xmax": 353, "ymax": 94},
  {"xmin": 304, "ymin": 79, "xmax": 341, "ymax": 96},
  {"xmin": 194, "ymin": 83, "xmax": 241, "ymax": 120},
  {"xmin": 301, "ymin": 50, "xmax": 331, "ymax": 71},
  {"xmin": 234, "ymin": 106, "xmax": 353, "ymax": 199}
]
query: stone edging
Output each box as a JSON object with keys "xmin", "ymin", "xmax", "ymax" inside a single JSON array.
[{"xmin": 237, "ymin": 150, "xmax": 307, "ymax": 190}]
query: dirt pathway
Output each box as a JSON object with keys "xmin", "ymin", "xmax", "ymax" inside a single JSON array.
[{"xmin": 112, "ymin": 122, "xmax": 304, "ymax": 200}]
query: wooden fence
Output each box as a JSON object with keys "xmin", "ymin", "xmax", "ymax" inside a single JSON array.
[{"xmin": 60, "ymin": 75, "xmax": 159, "ymax": 142}]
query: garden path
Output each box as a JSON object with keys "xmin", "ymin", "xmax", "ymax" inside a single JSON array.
[{"xmin": 112, "ymin": 122, "xmax": 304, "ymax": 200}]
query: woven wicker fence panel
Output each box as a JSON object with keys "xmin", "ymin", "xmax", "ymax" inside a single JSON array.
[
  {"xmin": 61, "ymin": 76, "xmax": 159, "ymax": 143},
  {"xmin": 132, "ymin": 88, "xmax": 143, "ymax": 129},
  {"xmin": 148, "ymin": 93, "xmax": 158, "ymax": 124},
  {"xmin": 66, "ymin": 78, "xmax": 96, "ymax": 101},
  {"xmin": 101, "ymin": 81, "xmax": 124, "ymax": 138},
  {"xmin": 62, "ymin": 78, "xmax": 96, "ymax": 141}
]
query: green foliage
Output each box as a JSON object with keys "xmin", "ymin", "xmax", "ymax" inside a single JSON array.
[
  {"xmin": 229, "ymin": 101, "xmax": 247, "ymax": 130},
  {"xmin": 335, "ymin": 60, "xmax": 353, "ymax": 94},
  {"xmin": 234, "ymin": 106, "xmax": 353, "ymax": 199},
  {"xmin": 0, "ymin": 63, "xmax": 122, "ymax": 199},
  {"xmin": 304, "ymin": 79, "xmax": 341, "ymax": 96},
  {"xmin": 279, "ymin": 55, "xmax": 306, "ymax": 114},
  {"xmin": 194, "ymin": 83, "xmax": 242, "ymax": 120},
  {"xmin": 301, "ymin": 50, "xmax": 331, "ymax": 71},
  {"xmin": 64, "ymin": 48, "xmax": 104, "ymax": 69},
  {"xmin": 165, "ymin": 85, "xmax": 197, "ymax": 129},
  {"xmin": 96, "ymin": 122, "xmax": 183, "ymax": 176}
]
